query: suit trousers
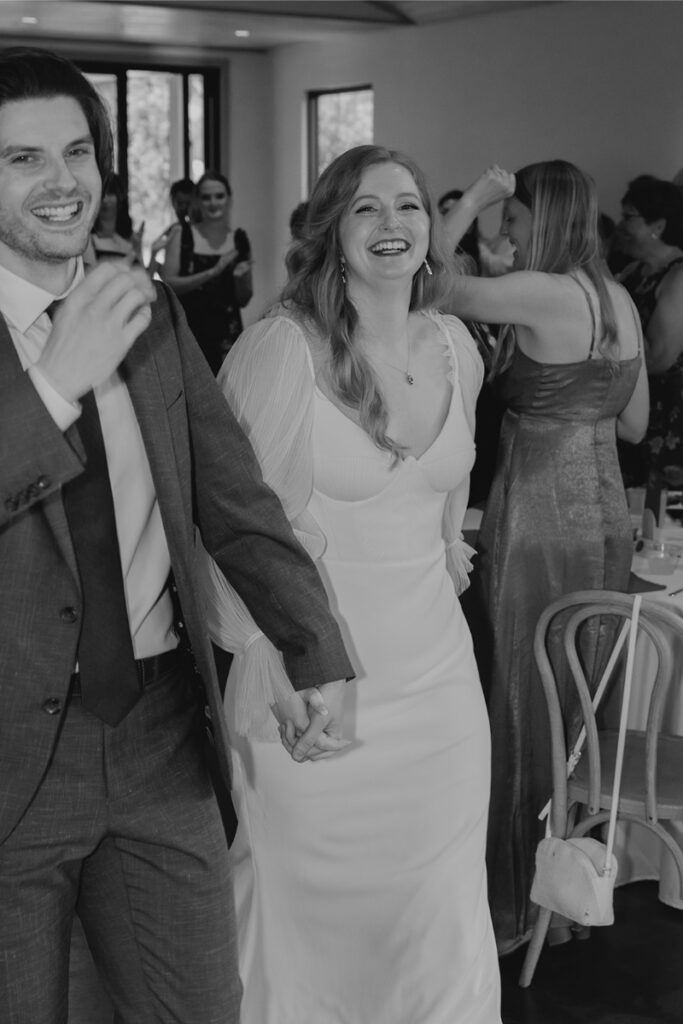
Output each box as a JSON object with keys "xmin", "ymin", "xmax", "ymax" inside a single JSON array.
[{"xmin": 0, "ymin": 661, "xmax": 241, "ymax": 1024}]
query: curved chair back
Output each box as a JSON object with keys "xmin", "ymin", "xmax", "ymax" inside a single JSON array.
[
  {"xmin": 533, "ymin": 590, "xmax": 675, "ymax": 840},
  {"xmin": 520, "ymin": 589, "xmax": 683, "ymax": 988}
]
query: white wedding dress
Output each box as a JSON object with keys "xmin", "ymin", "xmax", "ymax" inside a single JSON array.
[{"xmin": 200, "ymin": 310, "xmax": 501, "ymax": 1024}]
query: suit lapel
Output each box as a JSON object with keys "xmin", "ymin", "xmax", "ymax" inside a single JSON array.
[
  {"xmin": 121, "ymin": 319, "xmax": 193, "ymax": 558},
  {"xmin": 0, "ymin": 317, "xmax": 80, "ymax": 579},
  {"xmin": 1, "ymin": 303, "xmax": 192, "ymax": 585}
]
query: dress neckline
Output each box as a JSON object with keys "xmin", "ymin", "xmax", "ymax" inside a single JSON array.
[
  {"xmin": 314, "ymin": 378, "xmax": 457, "ymax": 465},
  {"xmin": 513, "ymin": 345, "xmax": 641, "ymax": 371},
  {"xmin": 311, "ymin": 311, "xmax": 459, "ymax": 464}
]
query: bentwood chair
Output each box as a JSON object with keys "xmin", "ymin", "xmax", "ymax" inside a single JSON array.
[{"xmin": 519, "ymin": 590, "xmax": 683, "ymax": 987}]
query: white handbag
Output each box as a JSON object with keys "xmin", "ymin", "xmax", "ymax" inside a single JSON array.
[{"xmin": 530, "ymin": 595, "xmax": 641, "ymax": 927}]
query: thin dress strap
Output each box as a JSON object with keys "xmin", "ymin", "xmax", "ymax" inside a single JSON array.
[
  {"xmin": 572, "ymin": 274, "xmax": 598, "ymax": 357},
  {"xmin": 625, "ymin": 294, "xmax": 643, "ymax": 354}
]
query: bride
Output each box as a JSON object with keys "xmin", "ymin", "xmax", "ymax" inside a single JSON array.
[{"xmin": 201, "ymin": 144, "xmax": 501, "ymax": 1024}]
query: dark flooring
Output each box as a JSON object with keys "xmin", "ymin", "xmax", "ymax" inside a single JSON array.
[
  {"xmin": 68, "ymin": 880, "xmax": 683, "ymax": 1023},
  {"xmin": 499, "ymin": 882, "xmax": 683, "ymax": 1024}
]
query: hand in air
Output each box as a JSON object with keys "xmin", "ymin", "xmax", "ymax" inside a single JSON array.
[
  {"xmin": 275, "ymin": 679, "xmax": 350, "ymax": 763},
  {"xmin": 471, "ymin": 165, "xmax": 515, "ymax": 209},
  {"xmin": 38, "ymin": 259, "xmax": 156, "ymax": 403}
]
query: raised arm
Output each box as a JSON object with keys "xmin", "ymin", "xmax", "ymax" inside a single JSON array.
[
  {"xmin": 447, "ymin": 267, "xmax": 573, "ymax": 332},
  {"xmin": 442, "ymin": 165, "xmax": 515, "ymax": 254}
]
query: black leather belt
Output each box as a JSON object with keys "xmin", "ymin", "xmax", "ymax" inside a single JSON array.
[{"xmin": 70, "ymin": 647, "xmax": 185, "ymax": 694}]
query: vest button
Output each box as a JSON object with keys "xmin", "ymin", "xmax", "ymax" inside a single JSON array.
[
  {"xmin": 37, "ymin": 475, "xmax": 51, "ymax": 490},
  {"xmin": 60, "ymin": 606, "xmax": 78, "ymax": 624},
  {"xmin": 42, "ymin": 697, "xmax": 62, "ymax": 715}
]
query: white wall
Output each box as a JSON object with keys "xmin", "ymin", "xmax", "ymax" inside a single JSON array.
[
  {"xmin": 19, "ymin": 1, "xmax": 683, "ymax": 317},
  {"xmin": 219, "ymin": 51, "xmax": 274, "ymax": 325},
  {"xmin": 264, "ymin": 0, "xmax": 683, "ymax": 300}
]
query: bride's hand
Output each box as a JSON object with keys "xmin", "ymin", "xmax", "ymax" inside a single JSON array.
[{"xmin": 273, "ymin": 681, "xmax": 350, "ymax": 762}]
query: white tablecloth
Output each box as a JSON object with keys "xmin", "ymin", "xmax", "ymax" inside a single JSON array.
[{"xmin": 614, "ymin": 525, "xmax": 683, "ymax": 908}]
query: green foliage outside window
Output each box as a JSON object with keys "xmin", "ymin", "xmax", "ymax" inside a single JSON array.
[{"xmin": 315, "ymin": 88, "xmax": 373, "ymax": 180}]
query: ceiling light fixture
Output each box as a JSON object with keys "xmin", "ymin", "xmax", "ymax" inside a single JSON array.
[
  {"xmin": 235, "ymin": 30, "xmax": 250, "ymax": 38},
  {"xmin": 21, "ymin": 16, "xmax": 38, "ymax": 24}
]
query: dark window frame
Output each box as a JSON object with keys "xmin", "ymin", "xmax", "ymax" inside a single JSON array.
[{"xmin": 78, "ymin": 60, "xmax": 220, "ymax": 186}]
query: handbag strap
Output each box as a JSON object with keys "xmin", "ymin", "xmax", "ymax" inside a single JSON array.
[
  {"xmin": 567, "ymin": 618, "xmax": 631, "ymax": 775},
  {"xmin": 539, "ymin": 612, "xmax": 631, "ymax": 825},
  {"xmin": 603, "ymin": 594, "xmax": 642, "ymax": 874}
]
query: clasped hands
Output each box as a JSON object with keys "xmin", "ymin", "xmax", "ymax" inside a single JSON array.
[{"xmin": 272, "ymin": 679, "xmax": 350, "ymax": 763}]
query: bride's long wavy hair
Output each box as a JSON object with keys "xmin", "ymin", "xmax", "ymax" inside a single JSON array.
[
  {"xmin": 280, "ymin": 145, "xmax": 455, "ymax": 458},
  {"xmin": 493, "ymin": 159, "xmax": 619, "ymax": 375}
]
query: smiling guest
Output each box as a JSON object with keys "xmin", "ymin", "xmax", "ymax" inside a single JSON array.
[
  {"xmin": 613, "ymin": 175, "xmax": 683, "ymax": 487},
  {"xmin": 201, "ymin": 144, "xmax": 502, "ymax": 1022},
  {"xmin": 161, "ymin": 168, "xmax": 252, "ymax": 373},
  {"xmin": 445, "ymin": 160, "xmax": 649, "ymax": 954}
]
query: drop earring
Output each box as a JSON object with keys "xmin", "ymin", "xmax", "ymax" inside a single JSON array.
[
  {"xmin": 339, "ymin": 255, "xmax": 347, "ymax": 286},
  {"xmin": 423, "ymin": 258, "xmax": 433, "ymax": 276}
]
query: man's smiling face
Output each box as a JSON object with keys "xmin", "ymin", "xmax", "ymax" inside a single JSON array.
[{"xmin": 0, "ymin": 95, "xmax": 101, "ymax": 287}]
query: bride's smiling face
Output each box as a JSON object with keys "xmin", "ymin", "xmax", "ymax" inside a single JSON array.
[{"xmin": 338, "ymin": 161, "xmax": 430, "ymax": 287}]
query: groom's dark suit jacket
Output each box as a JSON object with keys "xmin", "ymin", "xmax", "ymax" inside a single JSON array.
[{"xmin": 0, "ymin": 283, "xmax": 353, "ymax": 843}]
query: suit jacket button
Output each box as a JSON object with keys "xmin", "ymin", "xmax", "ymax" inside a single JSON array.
[
  {"xmin": 60, "ymin": 606, "xmax": 78, "ymax": 624},
  {"xmin": 37, "ymin": 475, "xmax": 50, "ymax": 490},
  {"xmin": 42, "ymin": 697, "xmax": 62, "ymax": 715}
]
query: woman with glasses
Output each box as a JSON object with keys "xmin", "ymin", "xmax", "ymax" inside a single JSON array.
[{"xmin": 614, "ymin": 175, "xmax": 683, "ymax": 486}]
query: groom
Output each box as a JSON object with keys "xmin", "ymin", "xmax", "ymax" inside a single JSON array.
[{"xmin": 0, "ymin": 46, "xmax": 352, "ymax": 1023}]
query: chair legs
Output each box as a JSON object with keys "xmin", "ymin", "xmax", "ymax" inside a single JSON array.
[{"xmin": 518, "ymin": 906, "xmax": 553, "ymax": 987}]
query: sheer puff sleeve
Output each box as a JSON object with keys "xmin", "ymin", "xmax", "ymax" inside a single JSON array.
[
  {"xmin": 197, "ymin": 314, "xmax": 322, "ymax": 739},
  {"xmin": 437, "ymin": 314, "xmax": 484, "ymax": 595}
]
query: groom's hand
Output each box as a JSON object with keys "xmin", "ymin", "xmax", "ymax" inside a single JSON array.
[{"xmin": 279, "ymin": 680, "xmax": 350, "ymax": 762}]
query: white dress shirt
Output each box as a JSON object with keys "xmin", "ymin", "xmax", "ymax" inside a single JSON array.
[{"xmin": 0, "ymin": 259, "xmax": 176, "ymax": 659}]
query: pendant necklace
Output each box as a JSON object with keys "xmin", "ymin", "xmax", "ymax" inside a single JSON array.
[{"xmin": 371, "ymin": 336, "xmax": 415, "ymax": 385}]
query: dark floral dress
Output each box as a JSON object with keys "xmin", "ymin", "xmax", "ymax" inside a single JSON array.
[
  {"xmin": 177, "ymin": 226, "xmax": 251, "ymax": 375},
  {"xmin": 618, "ymin": 257, "xmax": 683, "ymax": 486}
]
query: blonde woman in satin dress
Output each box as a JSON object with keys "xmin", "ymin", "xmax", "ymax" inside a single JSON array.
[
  {"xmin": 444, "ymin": 160, "xmax": 649, "ymax": 954},
  {"xmin": 200, "ymin": 145, "xmax": 501, "ymax": 1024}
]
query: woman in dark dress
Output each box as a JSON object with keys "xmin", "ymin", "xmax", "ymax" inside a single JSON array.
[
  {"xmin": 613, "ymin": 175, "xmax": 683, "ymax": 487},
  {"xmin": 162, "ymin": 170, "xmax": 252, "ymax": 374},
  {"xmin": 445, "ymin": 160, "xmax": 649, "ymax": 954}
]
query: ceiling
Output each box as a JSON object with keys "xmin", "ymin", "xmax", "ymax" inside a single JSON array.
[{"xmin": 2, "ymin": 1, "xmax": 550, "ymax": 54}]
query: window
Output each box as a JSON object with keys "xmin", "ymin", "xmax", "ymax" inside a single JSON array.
[
  {"xmin": 308, "ymin": 86, "xmax": 373, "ymax": 188},
  {"xmin": 82, "ymin": 63, "xmax": 219, "ymax": 259}
]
